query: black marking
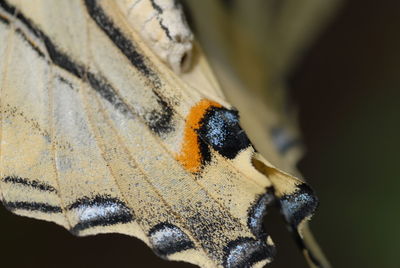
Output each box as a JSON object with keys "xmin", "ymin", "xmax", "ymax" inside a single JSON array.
[
  {"xmin": 279, "ymin": 183, "xmax": 319, "ymax": 228},
  {"xmin": 148, "ymin": 0, "xmax": 173, "ymax": 41},
  {"xmin": 44, "ymin": 38, "xmax": 83, "ymax": 78},
  {"xmin": 57, "ymin": 76, "xmax": 74, "ymax": 89},
  {"xmin": 159, "ymin": 20, "xmax": 172, "ymax": 40},
  {"xmin": 148, "ymin": 0, "xmax": 173, "ymax": 40},
  {"xmin": 0, "ymin": 0, "xmax": 42, "ymax": 38},
  {"xmin": 0, "ymin": 0, "xmax": 82, "ymax": 77},
  {"xmin": 2, "ymin": 176, "xmax": 57, "ymax": 193},
  {"xmin": 84, "ymin": 0, "xmax": 175, "ymax": 135},
  {"xmin": 183, "ymin": 201, "xmax": 247, "ymax": 261},
  {"xmin": 46, "ymin": 40, "xmax": 131, "ymax": 116},
  {"xmin": 247, "ymin": 190, "xmax": 274, "ymax": 238},
  {"xmin": 149, "ymin": 222, "xmax": 195, "ymax": 257},
  {"xmin": 223, "ymin": 237, "xmax": 275, "ymax": 268},
  {"xmin": 15, "ymin": 28, "xmax": 45, "ymax": 58},
  {"xmin": 150, "ymin": 0, "xmax": 163, "ymax": 13},
  {"xmin": 198, "ymin": 107, "xmax": 251, "ymax": 161},
  {"xmin": 198, "ymin": 128, "xmax": 212, "ymax": 166},
  {"xmin": 86, "ymin": 72, "xmax": 131, "ymax": 115},
  {"xmin": 68, "ymin": 195, "xmax": 133, "ymax": 234},
  {"xmin": 0, "ymin": 0, "xmax": 174, "ymax": 135},
  {"xmin": 70, "ymin": 213, "xmax": 132, "ymax": 234},
  {"xmin": 147, "ymin": 91, "xmax": 174, "ymax": 134},
  {"xmin": 0, "ymin": 0, "xmax": 132, "ymax": 117},
  {"xmin": 84, "ymin": 0, "xmax": 157, "ymax": 80},
  {"xmin": 278, "ymin": 184, "xmax": 322, "ymax": 267},
  {"xmin": 4, "ymin": 201, "xmax": 62, "ymax": 213}
]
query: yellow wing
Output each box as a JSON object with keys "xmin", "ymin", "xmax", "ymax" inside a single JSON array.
[{"xmin": 0, "ymin": 1, "xmax": 320, "ymax": 267}]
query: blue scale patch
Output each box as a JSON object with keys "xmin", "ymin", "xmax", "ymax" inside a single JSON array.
[
  {"xmin": 67, "ymin": 195, "xmax": 133, "ymax": 234},
  {"xmin": 198, "ymin": 107, "xmax": 251, "ymax": 161},
  {"xmin": 223, "ymin": 237, "xmax": 275, "ymax": 268},
  {"xmin": 247, "ymin": 190, "xmax": 275, "ymax": 238},
  {"xmin": 279, "ymin": 183, "xmax": 318, "ymax": 227},
  {"xmin": 149, "ymin": 223, "xmax": 195, "ymax": 257}
]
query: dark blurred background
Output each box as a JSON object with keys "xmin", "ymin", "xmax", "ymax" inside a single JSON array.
[
  {"xmin": 1, "ymin": 1, "xmax": 399, "ymax": 267},
  {"xmin": 290, "ymin": 1, "xmax": 400, "ymax": 267}
]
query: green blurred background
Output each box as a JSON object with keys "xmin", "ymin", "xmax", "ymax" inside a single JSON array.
[{"xmin": 1, "ymin": 1, "xmax": 399, "ymax": 267}]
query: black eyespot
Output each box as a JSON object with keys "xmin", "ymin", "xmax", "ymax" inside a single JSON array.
[
  {"xmin": 149, "ymin": 223, "xmax": 195, "ymax": 257},
  {"xmin": 247, "ymin": 190, "xmax": 275, "ymax": 238},
  {"xmin": 279, "ymin": 183, "xmax": 319, "ymax": 227},
  {"xmin": 198, "ymin": 107, "xmax": 251, "ymax": 160},
  {"xmin": 223, "ymin": 237, "xmax": 275, "ymax": 268},
  {"xmin": 67, "ymin": 195, "xmax": 133, "ymax": 234}
]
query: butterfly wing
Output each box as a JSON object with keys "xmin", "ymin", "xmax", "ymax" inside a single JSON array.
[{"xmin": 0, "ymin": 1, "xmax": 319, "ymax": 267}]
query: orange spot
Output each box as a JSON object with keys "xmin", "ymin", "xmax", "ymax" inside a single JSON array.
[{"xmin": 176, "ymin": 99, "xmax": 222, "ymax": 173}]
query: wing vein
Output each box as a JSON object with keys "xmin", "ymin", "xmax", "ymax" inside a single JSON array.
[
  {"xmin": 82, "ymin": 63, "xmax": 253, "ymax": 238},
  {"xmin": 78, "ymin": 18, "xmax": 257, "ymax": 242},
  {"xmin": 87, "ymin": 0, "xmax": 267, "ymax": 190},
  {"xmin": 48, "ymin": 59, "xmax": 73, "ymax": 230},
  {"xmin": 74, "ymin": 0, "xmax": 142, "ymax": 233},
  {"xmin": 84, "ymin": 85, "xmax": 212, "ymax": 258}
]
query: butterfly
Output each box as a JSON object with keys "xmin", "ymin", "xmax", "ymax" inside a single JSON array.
[{"xmin": 0, "ymin": 0, "xmax": 327, "ymax": 267}]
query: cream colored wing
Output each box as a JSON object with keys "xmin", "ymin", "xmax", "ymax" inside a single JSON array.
[{"xmin": 0, "ymin": 1, "xmax": 320, "ymax": 267}]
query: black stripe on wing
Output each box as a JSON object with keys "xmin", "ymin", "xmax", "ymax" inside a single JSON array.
[
  {"xmin": 4, "ymin": 201, "xmax": 62, "ymax": 213},
  {"xmin": 84, "ymin": 0, "xmax": 175, "ymax": 135},
  {"xmin": 84, "ymin": 0, "xmax": 158, "ymax": 81},
  {"xmin": 15, "ymin": 28, "xmax": 45, "ymax": 58},
  {"xmin": 2, "ymin": 176, "xmax": 57, "ymax": 193},
  {"xmin": 67, "ymin": 195, "xmax": 134, "ymax": 234},
  {"xmin": 0, "ymin": 0, "xmax": 130, "ymax": 116},
  {"xmin": 0, "ymin": 0, "xmax": 175, "ymax": 136},
  {"xmin": 149, "ymin": 0, "xmax": 173, "ymax": 40}
]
